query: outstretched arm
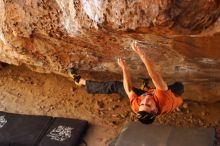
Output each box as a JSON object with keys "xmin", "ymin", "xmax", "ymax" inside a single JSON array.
[
  {"xmin": 131, "ymin": 41, "xmax": 168, "ymax": 91},
  {"xmin": 118, "ymin": 58, "xmax": 135, "ymax": 99}
]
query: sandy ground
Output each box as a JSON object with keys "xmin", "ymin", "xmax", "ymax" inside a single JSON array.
[{"xmin": 0, "ymin": 64, "xmax": 220, "ymax": 146}]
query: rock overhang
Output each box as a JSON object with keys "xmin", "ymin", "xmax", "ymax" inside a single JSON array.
[{"xmin": 0, "ymin": 0, "xmax": 220, "ymax": 102}]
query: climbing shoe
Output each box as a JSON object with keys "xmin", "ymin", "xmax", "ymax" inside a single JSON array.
[{"xmin": 67, "ymin": 67, "xmax": 81, "ymax": 84}]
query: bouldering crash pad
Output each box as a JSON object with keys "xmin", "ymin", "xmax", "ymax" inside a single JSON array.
[
  {"xmin": 110, "ymin": 122, "xmax": 216, "ymax": 146},
  {"xmin": 0, "ymin": 111, "xmax": 88, "ymax": 146}
]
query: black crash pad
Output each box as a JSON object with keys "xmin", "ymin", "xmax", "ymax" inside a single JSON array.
[
  {"xmin": 39, "ymin": 117, "xmax": 88, "ymax": 146},
  {"xmin": 0, "ymin": 111, "xmax": 88, "ymax": 146},
  {"xmin": 110, "ymin": 122, "xmax": 216, "ymax": 146}
]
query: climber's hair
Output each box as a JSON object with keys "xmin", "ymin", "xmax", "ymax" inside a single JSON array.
[
  {"xmin": 168, "ymin": 82, "xmax": 184, "ymax": 96},
  {"xmin": 136, "ymin": 111, "xmax": 156, "ymax": 124}
]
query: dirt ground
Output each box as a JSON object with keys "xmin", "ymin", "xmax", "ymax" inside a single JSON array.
[{"xmin": 0, "ymin": 64, "xmax": 219, "ymax": 146}]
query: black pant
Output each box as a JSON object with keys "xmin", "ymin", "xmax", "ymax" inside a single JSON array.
[{"xmin": 86, "ymin": 80, "xmax": 146, "ymax": 98}]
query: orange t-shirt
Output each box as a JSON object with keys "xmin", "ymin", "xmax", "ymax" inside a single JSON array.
[{"xmin": 130, "ymin": 89, "xmax": 183, "ymax": 114}]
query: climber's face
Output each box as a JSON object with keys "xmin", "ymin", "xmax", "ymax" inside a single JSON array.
[{"xmin": 139, "ymin": 94, "xmax": 158, "ymax": 114}]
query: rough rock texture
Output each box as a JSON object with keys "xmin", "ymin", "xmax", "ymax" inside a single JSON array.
[{"xmin": 0, "ymin": 0, "xmax": 220, "ymax": 102}]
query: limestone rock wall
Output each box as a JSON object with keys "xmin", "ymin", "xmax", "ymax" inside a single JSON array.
[{"xmin": 0, "ymin": 0, "xmax": 220, "ymax": 102}]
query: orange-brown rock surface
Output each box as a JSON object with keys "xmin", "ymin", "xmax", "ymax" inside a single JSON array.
[{"xmin": 0, "ymin": 0, "xmax": 220, "ymax": 102}]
